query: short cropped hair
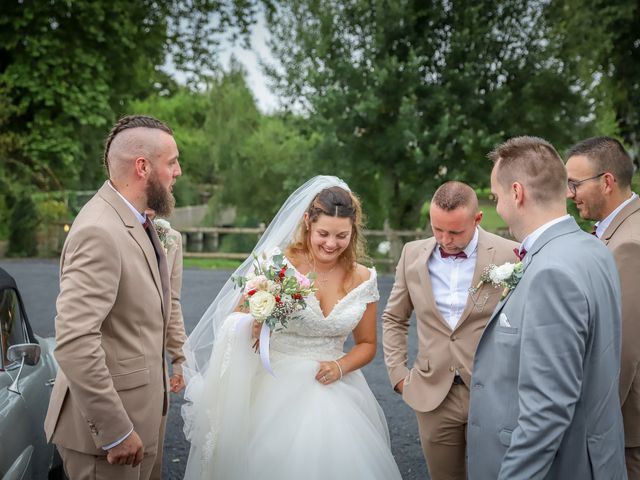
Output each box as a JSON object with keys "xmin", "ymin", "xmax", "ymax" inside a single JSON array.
[
  {"xmin": 567, "ymin": 136, "xmax": 634, "ymax": 189},
  {"xmin": 489, "ymin": 136, "xmax": 566, "ymax": 205},
  {"xmin": 431, "ymin": 181, "xmax": 478, "ymax": 212}
]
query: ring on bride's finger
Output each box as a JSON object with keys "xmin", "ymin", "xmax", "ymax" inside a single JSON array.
[{"xmin": 322, "ymin": 375, "xmax": 327, "ymax": 382}]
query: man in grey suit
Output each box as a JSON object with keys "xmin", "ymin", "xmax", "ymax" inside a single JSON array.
[{"xmin": 467, "ymin": 136, "xmax": 627, "ymax": 479}]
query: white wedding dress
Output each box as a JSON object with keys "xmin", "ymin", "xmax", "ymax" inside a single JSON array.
[{"xmin": 182, "ymin": 268, "xmax": 402, "ymax": 479}]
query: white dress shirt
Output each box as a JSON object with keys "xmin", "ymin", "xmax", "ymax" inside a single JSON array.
[
  {"xmin": 108, "ymin": 181, "xmax": 146, "ymax": 225},
  {"xmin": 519, "ymin": 215, "xmax": 571, "ymax": 255},
  {"xmin": 593, "ymin": 192, "xmax": 638, "ymax": 238},
  {"xmin": 428, "ymin": 228, "xmax": 479, "ymax": 331}
]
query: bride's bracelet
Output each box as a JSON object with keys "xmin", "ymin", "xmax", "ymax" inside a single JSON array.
[{"xmin": 332, "ymin": 359, "xmax": 343, "ymax": 380}]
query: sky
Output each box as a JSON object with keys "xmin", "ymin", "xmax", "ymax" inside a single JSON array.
[
  {"xmin": 166, "ymin": 11, "xmax": 280, "ymax": 114},
  {"xmin": 219, "ymin": 16, "xmax": 280, "ymax": 113}
]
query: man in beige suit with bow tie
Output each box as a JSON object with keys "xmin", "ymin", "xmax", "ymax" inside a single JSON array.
[
  {"xmin": 45, "ymin": 115, "xmax": 182, "ymax": 479},
  {"xmin": 566, "ymin": 136, "xmax": 640, "ymax": 478},
  {"xmin": 382, "ymin": 181, "xmax": 517, "ymax": 480}
]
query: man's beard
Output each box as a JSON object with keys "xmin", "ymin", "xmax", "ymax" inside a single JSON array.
[{"xmin": 146, "ymin": 171, "xmax": 175, "ymax": 217}]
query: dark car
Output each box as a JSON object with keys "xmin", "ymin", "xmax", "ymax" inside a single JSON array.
[{"xmin": 0, "ymin": 266, "xmax": 64, "ymax": 479}]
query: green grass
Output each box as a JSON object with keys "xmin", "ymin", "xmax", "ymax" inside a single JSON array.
[
  {"xmin": 183, "ymin": 257, "xmax": 243, "ymax": 270},
  {"xmin": 478, "ymin": 201, "xmax": 508, "ymax": 233}
]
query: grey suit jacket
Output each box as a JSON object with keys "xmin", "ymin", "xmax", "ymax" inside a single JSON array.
[{"xmin": 467, "ymin": 217, "xmax": 627, "ymax": 479}]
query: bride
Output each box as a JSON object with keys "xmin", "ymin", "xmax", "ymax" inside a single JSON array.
[{"xmin": 181, "ymin": 176, "xmax": 402, "ymax": 479}]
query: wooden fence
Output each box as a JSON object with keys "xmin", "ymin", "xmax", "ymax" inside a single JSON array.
[{"xmin": 180, "ymin": 224, "xmax": 431, "ymax": 268}]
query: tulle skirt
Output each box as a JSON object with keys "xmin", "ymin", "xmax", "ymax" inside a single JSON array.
[{"xmin": 182, "ymin": 314, "xmax": 401, "ymax": 479}]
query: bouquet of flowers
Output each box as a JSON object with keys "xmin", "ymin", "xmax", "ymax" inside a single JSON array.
[{"xmin": 232, "ymin": 250, "xmax": 316, "ymax": 330}]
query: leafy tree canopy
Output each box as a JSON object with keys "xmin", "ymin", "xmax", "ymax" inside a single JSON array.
[{"xmin": 264, "ymin": 0, "xmax": 596, "ymax": 227}]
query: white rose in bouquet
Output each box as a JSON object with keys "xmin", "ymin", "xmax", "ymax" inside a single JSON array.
[
  {"xmin": 249, "ymin": 290, "xmax": 276, "ymax": 321},
  {"xmin": 490, "ymin": 262, "xmax": 516, "ymax": 284}
]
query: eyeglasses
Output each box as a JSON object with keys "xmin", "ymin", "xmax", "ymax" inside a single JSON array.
[{"xmin": 567, "ymin": 172, "xmax": 605, "ymax": 196}]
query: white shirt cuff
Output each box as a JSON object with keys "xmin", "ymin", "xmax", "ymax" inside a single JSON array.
[{"xmin": 102, "ymin": 427, "xmax": 134, "ymax": 450}]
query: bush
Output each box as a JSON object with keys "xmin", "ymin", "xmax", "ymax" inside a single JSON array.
[
  {"xmin": 172, "ymin": 174, "xmax": 201, "ymax": 207},
  {"xmin": 7, "ymin": 193, "xmax": 39, "ymax": 257}
]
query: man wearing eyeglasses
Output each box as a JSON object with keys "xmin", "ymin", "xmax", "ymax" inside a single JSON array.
[{"xmin": 566, "ymin": 136, "xmax": 640, "ymax": 478}]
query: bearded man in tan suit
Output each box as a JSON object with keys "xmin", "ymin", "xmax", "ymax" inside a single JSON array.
[
  {"xmin": 45, "ymin": 115, "xmax": 182, "ymax": 479},
  {"xmin": 382, "ymin": 181, "xmax": 517, "ymax": 480},
  {"xmin": 566, "ymin": 136, "xmax": 640, "ymax": 478}
]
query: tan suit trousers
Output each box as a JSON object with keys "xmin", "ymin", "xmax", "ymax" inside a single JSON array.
[
  {"xmin": 58, "ymin": 446, "xmax": 156, "ymax": 480},
  {"xmin": 626, "ymin": 447, "xmax": 640, "ymax": 480},
  {"xmin": 149, "ymin": 414, "xmax": 167, "ymax": 480},
  {"xmin": 415, "ymin": 383, "xmax": 469, "ymax": 480}
]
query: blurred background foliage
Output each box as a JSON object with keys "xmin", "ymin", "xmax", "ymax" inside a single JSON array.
[{"xmin": 1, "ymin": 0, "xmax": 638, "ymax": 256}]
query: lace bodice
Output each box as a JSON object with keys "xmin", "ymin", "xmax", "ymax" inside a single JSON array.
[{"xmin": 269, "ymin": 268, "xmax": 380, "ymax": 360}]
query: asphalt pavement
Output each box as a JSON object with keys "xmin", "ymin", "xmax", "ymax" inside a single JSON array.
[{"xmin": 0, "ymin": 258, "xmax": 428, "ymax": 479}]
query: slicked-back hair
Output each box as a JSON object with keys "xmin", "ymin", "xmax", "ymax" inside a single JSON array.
[
  {"xmin": 431, "ymin": 181, "xmax": 478, "ymax": 212},
  {"xmin": 567, "ymin": 136, "xmax": 634, "ymax": 189},
  {"xmin": 489, "ymin": 136, "xmax": 567, "ymax": 205},
  {"xmin": 103, "ymin": 115, "xmax": 173, "ymax": 173}
]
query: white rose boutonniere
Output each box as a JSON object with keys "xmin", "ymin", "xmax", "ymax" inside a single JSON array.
[
  {"xmin": 152, "ymin": 218, "xmax": 178, "ymax": 254},
  {"xmin": 470, "ymin": 261, "xmax": 524, "ymax": 300}
]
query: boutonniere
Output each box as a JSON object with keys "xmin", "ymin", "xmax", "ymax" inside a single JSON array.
[
  {"xmin": 469, "ymin": 261, "xmax": 524, "ymax": 300},
  {"xmin": 152, "ymin": 218, "xmax": 178, "ymax": 254}
]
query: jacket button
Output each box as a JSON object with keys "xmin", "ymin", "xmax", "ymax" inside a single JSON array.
[
  {"xmin": 451, "ymin": 336, "xmax": 457, "ymax": 341},
  {"xmin": 449, "ymin": 366, "xmax": 455, "ymax": 372}
]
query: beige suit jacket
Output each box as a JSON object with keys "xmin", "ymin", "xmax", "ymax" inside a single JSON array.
[
  {"xmin": 601, "ymin": 196, "xmax": 640, "ymax": 446},
  {"xmin": 44, "ymin": 182, "xmax": 171, "ymax": 455},
  {"xmin": 382, "ymin": 227, "xmax": 518, "ymax": 412},
  {"xmin": 164, "ymin": 228, "xmax": 187, "ymax": 375}
]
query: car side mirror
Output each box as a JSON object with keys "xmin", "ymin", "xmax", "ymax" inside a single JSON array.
[{"xmin": 7, "ymin": 343, "xmax": 41, "ymax": 395}]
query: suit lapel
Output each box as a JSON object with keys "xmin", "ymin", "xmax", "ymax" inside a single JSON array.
[
  {"xmin": 456, "ymin": 228, "xmax": 495, "ymax": 328},
  {"xmin": 97, "ymin": 182, "xmax": 168, "ymax": 322},
  {"xmin": 417, "ymin": 239, "xmax": 453, "ymax": 330},
  {"xmin": 601, "ymin": 197, "xmax": 640, "ymax": 245},
  {"xmin": 146, "ymin": 224, "xmax": 171, "ymax": 323},
  {"xmin": 485, "ymin": 216, "xmax": 580, "ymax": 327}
]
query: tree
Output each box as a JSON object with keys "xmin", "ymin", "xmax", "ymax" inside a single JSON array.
[
  {"xmin": 0, "ymin": 0, "xmax": 257, "ymax": 192},
  {"xmin": 0, "ymin": 0, "xmax": 258, "ymax": 249},
  {"xmin": 264, "ymin": 0, "xmax": 595, "ymax": 228},
  {"xmin": 202, "ymin": 63, "xmax": 320, "ymax": 221},
  {"xmin": 546, "ymin": 0, "xmax": 639, "ymax": 160},
  {"xmin": 130, "ymin": 64, "xmax": 319, "ymax": 221}
]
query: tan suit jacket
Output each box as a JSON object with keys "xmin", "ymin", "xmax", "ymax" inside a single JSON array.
[
  {"xmin": 601, "ymin": 196, "xmax": 640, "ymax": 446},
  {"xmin": 44, "ymin": 182, "xmax": 170, "ymax": 455},
  {"xmin": 382, "ymin": 227, "xmax": 517, "ymax": 412}
]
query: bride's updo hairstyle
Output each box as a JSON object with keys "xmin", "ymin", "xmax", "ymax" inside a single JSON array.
[{"xmin": 286, "ymin": 186, "xmax": 367, "ymax": 272}]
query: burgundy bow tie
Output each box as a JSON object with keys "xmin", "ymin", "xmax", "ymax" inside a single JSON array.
[
  {"xmin": 143, "ymin": 218, "xmax": 151, "ymax": 230},
  {"xmin": 439, "ymin": 247, "xmax": 467, "ymax": 259},
  {"xmin": 513, "ymin": 247, "xmax": 527, "ymax": 261},
  {"xmin": 590, "ymin": 224, "xmax": 598, "ymax": 236}
]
